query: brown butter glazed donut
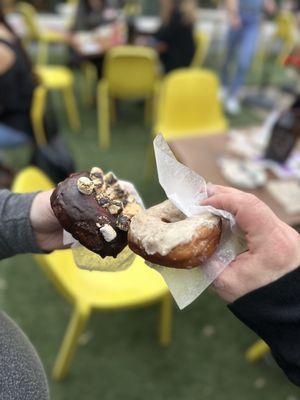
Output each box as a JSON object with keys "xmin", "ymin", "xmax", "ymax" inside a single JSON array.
[{"xmin": 128, "ymin": 200, "xmax": 222, "ymax": 269}]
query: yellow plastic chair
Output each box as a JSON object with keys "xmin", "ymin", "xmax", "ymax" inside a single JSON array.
[
  {"xmin": 145, "ymin": 68, "xmax": 227, "ymax": 177},
  {"xmin": 97, "ymin": 45, "xmax": 160, "ymax": 149},
  {"xmin": 123, "ymin": 0, "xmax": 142, "ymax": 17},
  {"xmin": 16, "ymin": 2, "xmax": 69, "ymax": 65},
  {"xmin": 30, "ymin": 84, "xmax": 48, "ymax": 146},
  {"xmin": 36, "ymin": 65, "xmax": 81, "ymax": 133},
  {"xmin": 154, "ymin": 68, "xmax": 227, "ymax": 140},
  {"xmin": 81, "ymin": 61, "xmax": 98, "ymax": 106},
  {"xmin": 191, "ymin": 31, "xmax": 211, "ymax": 68},
  {"xmin": 246, "ymin": 339, "xmax": 269, "ymax": 362},
  {"xmin": 12, "ymin": 166, "xmax": 172, "ymax": 381},
  {"xmin": 274, "ymin": 11, "xmax": 298, "ymax": 65}
]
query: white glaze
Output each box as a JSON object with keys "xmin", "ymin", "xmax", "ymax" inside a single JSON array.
[{"xmin": 130, "ymin": 200, "xmax": 220, "ymax": 256}]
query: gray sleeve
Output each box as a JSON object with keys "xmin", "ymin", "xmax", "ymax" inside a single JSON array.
[
  {"xmin": 0, "ymin": 189, "xmax": 42, "ymax": 260},
  {"xmin": 0, "ymin": 312, "xmax": 49, "ymax": 400}
]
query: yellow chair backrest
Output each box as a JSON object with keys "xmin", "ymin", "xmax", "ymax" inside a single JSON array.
[
  {"xmin": 16, "ymin": 1, "xmax": 40, "ymax": 40},
  {"xmin": 12, "ymin": 167, "xmax": 88, "ymax": 303},
  {"xmin": 123, "ymin": 0, "xmax": 142, "ymax": 17},
  {"xmin": 103, "ymin": 46, "xmax": 158, "ymax": 98},
  {"xmin": 191, "ymin": 31, "xmax": 210, "ymax": 68},
  {"xmin": 275, "ymin": 11, "xmax": 297, "ymax": 44},
  {"xmin": 154, "ymin": 68, "xmax": 227, "ymax": 140},
  {"xmin": 30, "ymin": 84, "xmax": 48, "ymax": 146}
]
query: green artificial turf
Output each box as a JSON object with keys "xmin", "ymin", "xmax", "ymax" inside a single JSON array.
[{"xmin": 1, "ymin": 65, "xmax": 299, "ymax": 400}]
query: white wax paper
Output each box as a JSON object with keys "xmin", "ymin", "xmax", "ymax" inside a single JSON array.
[
  {"xmin": 63, "ymin": 180, "xmax": 144, "ymax": 272},
  {"xmin": 151, "ymin": 135, "xmax": 247, "ymax": 309}
]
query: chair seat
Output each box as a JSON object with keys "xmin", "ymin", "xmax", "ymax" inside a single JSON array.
[
  {"xmin": 40, "ymin": 31, "xmax": 68, "ymax": 43},
  {"xmin": 155, "ymin": 121, "xmax": 228, "ymax": 140},
  {"xmin": 37, "ymin": 250, "xmax": 168, "ymax": 309},
  {"xmin": 36, "ymin": 66, "xmax": 74, "ymax": 88}
]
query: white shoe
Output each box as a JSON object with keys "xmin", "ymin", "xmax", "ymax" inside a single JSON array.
[
  {"xmin": 225, "ymin": 97, "xmax": 241, "ymax": 115},
  {"xmin": 219, "ymin": 87, "xmax": 228, "ymax": 102}
]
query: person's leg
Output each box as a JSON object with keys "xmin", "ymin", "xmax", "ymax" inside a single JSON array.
[
  {"xmin": 229, "ymin": 19, "xmax": 260, "ymax": 98},
  {"xmin": 0, "ymin": 124, "xmax": 31, "ymax": 148},
  {"xmin": 220, "ymin": 26, "xmax": 242, "ymax": 89}
]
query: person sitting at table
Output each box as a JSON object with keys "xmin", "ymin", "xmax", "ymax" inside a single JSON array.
[
  {"xmin": 0, "ymin": 7, "xmax": 36, "ymax": 147},
  {"xmin": 73, "ymin": 0, "xmax": 108, "ymax": 31},
  {"xmin": 154, "ymin": 0, "xmax": 196, "ymax": 73},
  {"xmin": 70, "ymin": 0, "xmax": 115, "ymax": 77}
]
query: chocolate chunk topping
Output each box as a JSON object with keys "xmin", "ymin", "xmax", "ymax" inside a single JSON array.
[
  {"xmin": 116, "ymin": 215, "xmax": 130, "ymax": 231},
  {"xmin": 97, "ymin": 197, "xmax": 111, "ymax": 207}
]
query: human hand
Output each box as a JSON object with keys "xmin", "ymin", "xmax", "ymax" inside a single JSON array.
[
  {"xmin": 229, "ymin": 12, "xmax": 241, "ymax": 30},
  {"xmin": 264, "ymin": 0, "xmax": 277, "ymax": 15},
  {"xmin": 202, "ymin": 185, "xmax": 300, "ymax": 303},
  {"xmin": 30, "ymin": 190, "xmax": 66, "ymax": 253}
]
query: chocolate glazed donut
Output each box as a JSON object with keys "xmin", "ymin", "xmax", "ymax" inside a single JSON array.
[{"xmin": 51, "ymin": 172, "xmax": 128, "ymax": 258}]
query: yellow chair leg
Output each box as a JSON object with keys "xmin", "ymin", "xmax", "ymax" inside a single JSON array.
[
  {"xmin": 98, "ymin": 81, "xmax": 110, "ymax": 150},
  {"xmin": 63, "ymin": 86, "xmax": 81, "ymax": 133},
  {"xmin": 37, "ymin": 40, "xmax": 48, "ymax": 65},
  {"xmin": 159, "ymin": 293, "xmax": 172, "ymax": 346},
  {"xmin": 110, "ymin": 97, "xmax": 117, "ymax": 123},
  {"xmin": 246, "ymin": 339, "xmax": 269, "ymax": 362},
  {"xmin": 82, "ymin": 62, "xmax": 97, "ymax": 106},
  {"xmin": 52, "ymin": 303, "xmax": 91, "ymax": 381}
]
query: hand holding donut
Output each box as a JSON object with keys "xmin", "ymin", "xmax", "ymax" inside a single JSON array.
[{"xmin": 202, "ymin": 185, "xmax": 300, "ymax": 303}]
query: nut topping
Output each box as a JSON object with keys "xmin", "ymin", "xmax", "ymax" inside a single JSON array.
[
  {"xmin": 104, "ymin": 171, "xmax": 118, "ymax": 185},
  {"xmin": 90, "ymin": 167, "xmax": 103, "ymax": 180},
  {"xmin": 123, "ymin": 202, "xmax": 141, "ymax": 218},
  {"xmin": 77, "ymin": 177, "xmax": 94, "ymax": 195}
]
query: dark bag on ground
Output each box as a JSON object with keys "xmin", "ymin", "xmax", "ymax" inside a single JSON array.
[
  {"xmin": 264, "ymin": 96, "xmax": 300, "ymax": 163},
  {"xmin": 31, "ymin": 135, "xmax": 75, "ymax": 184}
]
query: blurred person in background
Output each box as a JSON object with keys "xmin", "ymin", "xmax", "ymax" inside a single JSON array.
[
  {"xmin": 70, "ymin": 0, "xmax": 117, "ymax": 77},
  {"xmin": 0, "ymin": 7, "xmax": 36, "ymax": 147},
  {"xmin": 154, "ymin": 0, "xmax": 196, "ymax": 73},
  {"xmin": 72, "ymin": 0, "xmax": 108, "ymax": 31},
  {"xmin": 220, "ymin": 0, "xmax": 276, "ymax": 115}
]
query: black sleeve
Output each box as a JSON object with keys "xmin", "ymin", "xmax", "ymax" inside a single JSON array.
[
  {"xmin": 228, "ymin": 267, "xmax": 300, "ymax": 387},
  {"xmin": 155, "ymin": 10, "xmax": 181, "ymax": 44},
  {"xmin": 0, "ymin": 190, "xmax": 42, "ymax": 260}
]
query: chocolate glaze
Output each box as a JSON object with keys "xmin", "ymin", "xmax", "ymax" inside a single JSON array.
[{"xmin": 51, "ymin": 172, "xmax": 127, "ymax": 258}]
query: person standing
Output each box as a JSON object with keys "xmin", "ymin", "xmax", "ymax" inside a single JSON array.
[
  {"xmin": 220, "ymin": 0, "xmax": 276, "ymax": 115},
  {"xmin": 155, "ymin": 0, "xmax": 196, "ymax": 73}
]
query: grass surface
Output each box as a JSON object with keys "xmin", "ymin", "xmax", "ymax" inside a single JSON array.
[{"xmin": 1, "ymin": 65, "xmax": 299, "ymax": 400}]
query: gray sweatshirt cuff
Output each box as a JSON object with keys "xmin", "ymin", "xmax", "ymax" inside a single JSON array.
[{"xmin": 0, "ymin": 190, "xmax": 42, "ymax": 260}]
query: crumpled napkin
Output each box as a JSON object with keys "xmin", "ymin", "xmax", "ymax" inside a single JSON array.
[{"xmin": 149, "ymin": 135, "xmax": 247, "ymax": 309}]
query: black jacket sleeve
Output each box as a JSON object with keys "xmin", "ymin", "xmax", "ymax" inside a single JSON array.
[
  {"xmin": 228, "ymin": 267, "xmax": 300, "ymax": 386},
  {"xmin": 0, "ymin": 189, "xmax": 42, "ymax": 260}
]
